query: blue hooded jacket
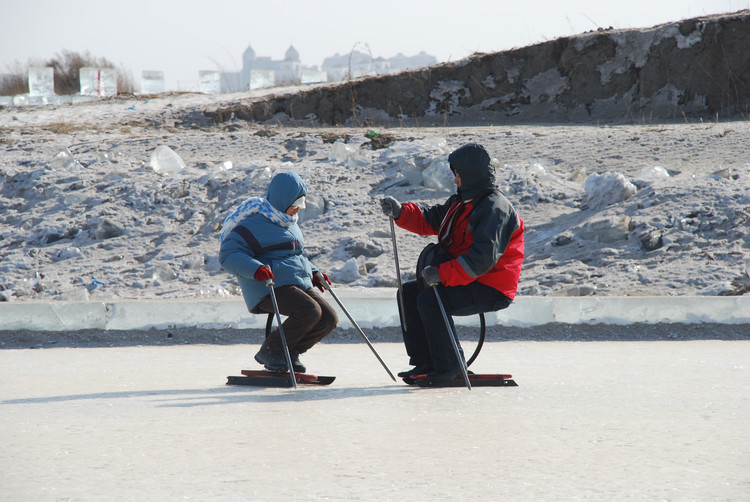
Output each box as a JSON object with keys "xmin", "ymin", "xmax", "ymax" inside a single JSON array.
[{"xmin": 219, "ymin": 171, "xmax": 316, "ymax": 311}]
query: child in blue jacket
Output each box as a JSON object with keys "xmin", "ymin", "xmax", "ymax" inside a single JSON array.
[{"xmin": 219, "ymin": 171, "xmax": 337, "ymax": 372}]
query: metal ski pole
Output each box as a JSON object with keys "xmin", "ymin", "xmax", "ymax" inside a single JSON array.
[
  {"xmin": 266, "ymin": 280, "xmax": 297, "ymax": 389},
  {"xmin": 315, "ymin": 272, "xmax": 396, "ymax": 382},
  {"xmin": 432, "ymin": 286, "xmax": 472, "ymax": 390},
  {"xmin": 389, "ymin": 217, "xmax": 408, "ymax": 332}
]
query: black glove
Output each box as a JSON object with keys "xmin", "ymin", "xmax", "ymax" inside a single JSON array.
[
  {"xmin": 380, "ymin": 196, "xmax": 402, "ymax": 219},
  {"xmin": 421, "ymin": 266, "xmax": 441, "ymax": 287}
]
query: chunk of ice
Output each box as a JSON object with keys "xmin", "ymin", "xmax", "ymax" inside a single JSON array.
[
  {"xmin": 149, "ymin": 145, "xmax": 186, "ymax": 174},
  {"xmin": 584, "ymin": 172, "xmax": 636, "ymax": 209},
  {"xmin": 298, "ymin": 193, "xmax": 326, "ymax": 223},
  {"xmin": 636, "ymin": 166, "xmax": 670, "ymax": 180},
  {"xmin": 49, "ymin": 149, "xmax": 84, "ymax": 171},
  {"xmin": 422, "ymin": 158, "xmax": 455, "ymax": 193}
]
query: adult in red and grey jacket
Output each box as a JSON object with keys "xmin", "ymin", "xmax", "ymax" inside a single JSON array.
[{"xmin": 380, "ymin": 143, "xmax": 524, "ymax": 382}]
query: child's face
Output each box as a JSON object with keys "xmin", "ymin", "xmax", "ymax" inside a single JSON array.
[{"xmin": 286, "ymin": 205, "xmax": 301, "ymax": 216}]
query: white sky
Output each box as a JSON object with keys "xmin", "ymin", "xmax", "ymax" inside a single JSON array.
[{"xmin": 1, "ymin": 0, "xmax": 746, "ymax": 92}]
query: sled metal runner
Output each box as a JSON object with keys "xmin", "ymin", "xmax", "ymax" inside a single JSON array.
[
  {"xmin": 227, "ymin": 369, "xmax": 335, "ymax": 387},
  {"xmin": 405, "ymin": 373, "xmax": 517, "ymax": 388}
]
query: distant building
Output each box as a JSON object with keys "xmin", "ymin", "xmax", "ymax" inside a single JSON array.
[
  {"xmin": 221, "ymin": 44, "xmax": 308, "ymax": 92},
  {"xmin": 220, "ymin": 44, "xmax": 437, "ymax": 92},
  {"xmin": 388, "ymin": 51, "xmax": 437, "ymax": 72},
  {"xmin": 321, "ymin": 51, "xmax": 386, "ymax": 81},
  {"xmin": 321, "ymin": 50, "xmax": 437, "ymax": 82}
]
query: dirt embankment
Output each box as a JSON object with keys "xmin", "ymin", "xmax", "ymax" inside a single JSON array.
[{"xmin": 204, "ymin": 11, "xmax": 750, "ymax": 127}]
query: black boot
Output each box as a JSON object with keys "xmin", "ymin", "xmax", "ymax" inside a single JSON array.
[
  {"xmin": 290, "ymin": 350, "xmax": 306, "ymax": 373},
  {"xmin": 425, "ymin": 367, "xmax": 462, "ymax": 382},
  {"xmin": 397, "ymin": 363, "xmax": 433, "ymax": 378},
  {"xmin": 254, "ymin": 344, "xmax": 287, "ymax": 372}
]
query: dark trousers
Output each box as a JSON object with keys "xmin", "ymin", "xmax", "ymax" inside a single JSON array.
[
  {"xmin": 256, "ymin": 286, "xmax": 338, "ymax": 354},
  {"xmin": 397, "ymin": 280, "xmax": 511, "ymax": 372}
]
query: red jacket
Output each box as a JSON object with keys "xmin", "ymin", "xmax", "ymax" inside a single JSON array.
[{"xmin": 396, "ymin": 190, "xmax": 524, "ymax": 300}]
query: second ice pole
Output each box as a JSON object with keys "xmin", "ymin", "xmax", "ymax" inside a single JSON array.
[
  {"xmin": 266, "ymin": 280, "xmax": 297, "ymax": 389},
  {"xmin": 314, "ymin": 272, "xmax": 396, "ymax": 382}
]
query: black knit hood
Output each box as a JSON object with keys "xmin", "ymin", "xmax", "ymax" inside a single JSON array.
[{"xmin": 447, "ymin": 143, "xmax": 496, "ymax": 199}]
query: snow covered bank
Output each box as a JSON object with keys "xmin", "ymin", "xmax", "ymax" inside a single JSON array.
[{"xmin": 2, "ymin": 294, "xmax": 749, "ymax": 332}]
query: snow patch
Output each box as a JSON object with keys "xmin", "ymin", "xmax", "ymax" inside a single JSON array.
[{"xmin": 425, "ymin": 80, "xmax": 470, "ymax": 116}]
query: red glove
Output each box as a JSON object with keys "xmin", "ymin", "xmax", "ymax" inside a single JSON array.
[
  {"xmin": 254, "ymin": 266, "xmax": 274, "ymax": 282},
  {"xmin": 312, "ymin": 271, "xmax": 331, "ymax": 292}
]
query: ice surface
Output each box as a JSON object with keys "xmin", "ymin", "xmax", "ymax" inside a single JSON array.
[{"xmin": 1, "ymin": 342, "xmax": 748, "ymax": 501}]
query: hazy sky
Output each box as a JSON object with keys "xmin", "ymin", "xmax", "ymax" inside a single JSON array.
[{"xmin": 1, "ymin": 0, "xmax": 746, "ymax": 91}]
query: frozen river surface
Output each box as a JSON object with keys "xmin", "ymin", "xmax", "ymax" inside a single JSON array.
[{"xmin": 1, "ymin": 340, "xmax": 748, "ymax": 501}]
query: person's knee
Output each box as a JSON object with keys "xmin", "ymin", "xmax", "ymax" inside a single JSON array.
[
  {"xmin": 415, "ymin": 288, "xmax": 438, "ymax": 313},
  {"xmin": 401, "ymin": 280, "xmax": 419, "ymax": 297},
  {"xmin": 400, "ymin": 281, "xmax": 420, "ymax": 308},
  {"xmin": 321, "ymin": 304, "xmax": 338, "ymax": 330},
  {"xmin": 292, "ymin": 299, "xmax": 323, "ymax": 325}
]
